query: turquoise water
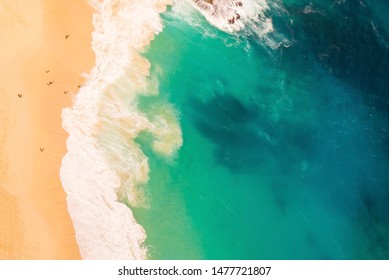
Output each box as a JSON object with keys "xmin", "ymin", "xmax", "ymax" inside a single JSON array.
[{"xmin": 131, "ymin": 1, "xmax": 389, "ymax": 259}]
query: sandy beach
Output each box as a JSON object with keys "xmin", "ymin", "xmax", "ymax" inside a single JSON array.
[{"xmin": 0, "ymin": 0, "xmax": 94, "ymax": 259}]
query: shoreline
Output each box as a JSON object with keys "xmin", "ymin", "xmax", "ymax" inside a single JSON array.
[
  {"xmin": 0, "ymin": 0, "xmax": 94, "ymax": 259},
  {"xmin": 60, "ymin": 0, "xmax": 177, "ymax": 259}
]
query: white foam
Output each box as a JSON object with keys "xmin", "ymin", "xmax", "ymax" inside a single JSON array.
[
  {"xmin": 177, "ymin": 0, "xmax": 288, "ymax": 49},
  {"xmin": 60, "ymin": 0, "xmax": 181, "ymax": 259},
  {"xmin": 190, "ymin": 1, "xmax": 270, "ymax": 33},
  {"xmin": 191, "ymin": 0, "xmax": 272, "ymax": 33}
]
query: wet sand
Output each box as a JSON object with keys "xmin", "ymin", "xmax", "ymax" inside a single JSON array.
[{"xmin": 0, "ymin": 0, "xmax": 94, "ymax": 259}]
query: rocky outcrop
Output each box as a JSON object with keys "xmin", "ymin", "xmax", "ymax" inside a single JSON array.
[{"xmin": 192, "ymin": 0, "xmax": 244, "ymax": 31}]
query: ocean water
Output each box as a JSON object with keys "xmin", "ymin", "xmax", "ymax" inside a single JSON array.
[
  {"xmin": 61, "ymin": 0, "xmax": 389, "ymax": 259},
  {"xmin": 131, "ymin": 0, "xmax": 389, "ymax": 259}
]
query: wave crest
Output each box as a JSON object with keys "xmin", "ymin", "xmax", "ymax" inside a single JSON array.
[{"xmin": 184, "ymin": 0, "xmax": 288, "ymax": 48}]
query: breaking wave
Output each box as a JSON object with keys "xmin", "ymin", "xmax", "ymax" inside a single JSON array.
[{"xmin": 60, "ymin": 0, "xmax": 181, "ymax": 259}]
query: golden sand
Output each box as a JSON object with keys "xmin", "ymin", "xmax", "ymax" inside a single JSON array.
[{"xmin": 0, "ymin": 0, "xmax": 94, "ymax": 259}]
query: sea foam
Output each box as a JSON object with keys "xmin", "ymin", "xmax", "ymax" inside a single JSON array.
[
  {"xmin": 179, "ymin": 0, "xmax": 288, "ymax": 49},
  {"xmin": 191, "ymin": 0, "xmax": 273, "ymax": 36},
  {"xmin": 191, "ymin": 0, "xmax": 272, "ymax": 33},
  {"xmin": 60, "ymin": 0, "xmax": 181, "ymax": 259}
]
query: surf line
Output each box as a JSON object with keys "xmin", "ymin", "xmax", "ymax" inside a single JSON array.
[{"xmin": 60, "ymin": 0, "xmax": 181, "ymax": 259}]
